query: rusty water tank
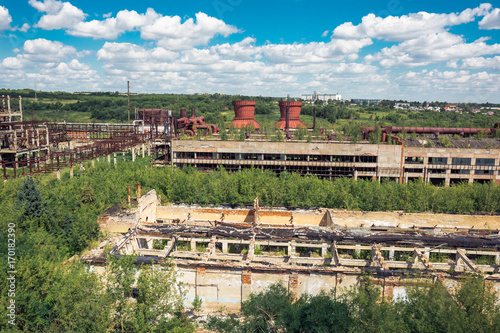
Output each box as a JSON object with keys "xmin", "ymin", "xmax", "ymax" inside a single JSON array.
[
  {"xmin": 180, "ymin": 108, "xmax": 187, "ymax": 118},
  {"xmin": 227, "ymin": 101, "xmax": 261, "ymax": 130},
  {"xmin": 275, "ymin": 101, "xmax": 306, "ymax": 129}
]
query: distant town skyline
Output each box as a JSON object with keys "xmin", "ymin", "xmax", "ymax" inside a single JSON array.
[{"xmin": 1, "ymin": 1, "xmax": 500, "ymax": 102}]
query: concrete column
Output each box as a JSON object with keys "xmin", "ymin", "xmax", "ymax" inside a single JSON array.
[
  {"xmin": 107, "ymin": 154, "xmax": 111, "ymax": 163},
  {"xmin": 142, "ymin": 144, "xmax": 145, "ymax": 158},
  {"xmin": 191, "ymin": 239, "xmax": 196, "ymax": 252},
  {"xmin": 132, "ymin": 147, "xmax": 136, "ymax": 161},
  {"xmin": 91, "ymin": 159, "xmax": 95, "ymax": 167},
  {"xmin": 321, "ymin": 243, "xmax": 328, "ymax": 257},
  {"xmin": 222, "ymin": 241, "xmax": 228, "ymax": 253},
  {"xmin": 288, "ymin": 272, "xmax": 299, "ymax": 301},
  {"xmin": 389, "ymin": 248, "xmax": 395, "ymax": 260},
  {"xmin": 114, "ymin": 153, "xmax": 117, "ymax": 166},
  {"xmin": 495, "ymin": 255, "xmax": 500, "ymax": 265},
  {"xmin": 355, "ymin": 244, "xmax": 361, "ymax": 257},
  {"xmin": 288, "ymin": 240, "xmax": 296, "ymax": 257},
  {"xmin": 56, "ymin": 170, "xmax": 61, "ymax": 180},
  {"xmin": 122, "ymin": 151, "xmax": 125, "ymax": 161},
  {"xmin": 148, "ymin": 143, "xmax": 151, "ymax": 156},
  {"xmin": 147, "ymin": 239, "xmax": 153, "ymax": 249},
  {"xmin": 354, "ymin": 170, "xmax": 358, "ymax": 181},
  {"xmin": 196, "ymin": 267, "xmax": 207, "ymax": 303},
  {"xmin": 69, "ymin": 166, "xmax": 73, "ymax": 179},
  {"xmin": 241, "ymin": 270, "xmax": 252, "ymax": 302}
]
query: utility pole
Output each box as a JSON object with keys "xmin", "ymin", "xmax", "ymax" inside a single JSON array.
[{"xmin": 127, "ymin": 81, "xmax": 130, "ymax": 124}]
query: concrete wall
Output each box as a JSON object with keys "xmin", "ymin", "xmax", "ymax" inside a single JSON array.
[
  {"xmin": 175, "ymin": 264, "xmax": 499, "ymax": 312},
  {"xmin": 138, "ymin": 189, "xmax": 159, "ymax": 223},
  {"xmin": 157, "ymin": 204, "xmax": 500, "ymax": 230}
]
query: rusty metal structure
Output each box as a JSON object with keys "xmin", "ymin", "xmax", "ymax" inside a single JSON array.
[
  {"xmin": 176, "ymin": 108, "xmax": 219, "ymax": 136},
  {"xmin": 135, "ymin": 108, "xmax": 171, "ymax": 138},
  {"xmin": 275, "ymin": 101, "xmax": 306, "ymax": 129},
  {"xmin": 227, "ymin": 101, "xmax": 261, "ymax": 130},
  {"xmin": 0, "ymin": 96, "xmax": 52, "ymax": 175},
  {"xmin": 361, "ymin": 124, "xmax": 500, "ymax": 141},
  {"xmin": 0, "ymin": 95, "xmax": 157, "ymax": 179}
]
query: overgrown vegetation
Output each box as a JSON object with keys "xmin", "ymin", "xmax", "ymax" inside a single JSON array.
[
  {"xmin": 0, "ymin": 157, "xmax": 499, "ymax": 331},
  {"xmin": 207, "ymin": 277, "xmax": 500, "ymax": 333}
]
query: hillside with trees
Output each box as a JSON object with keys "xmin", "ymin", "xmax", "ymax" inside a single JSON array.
[{"xmin": 1, "ymin": 89, "xmax": 499, "ymax": 131}]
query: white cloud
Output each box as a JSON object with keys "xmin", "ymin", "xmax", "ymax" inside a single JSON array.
[
  {"xmin": 22, "ymin": 38, "xmax": 77, "ymax": 62},
  {"xmin": 0, "ymin": 6, "xmax": 13, "ymax": 31},
  {"xmin": 141, "ymin": 12, "xmax": 239, "ymax": 50},
  {"xmin": 29, "ymin": 0, "xmax": 86, "ymax": 30},
  {"xmin": 97, "ymin": 42, "xmax": 178, "ymax": 63},
  {"xmin": 69, "ymin": 8, "xmax": 160, "ymax": 39},
  {"xmin": 479, "ymin": 7, "xmax": 500, "ymax": 29},
  {"xmin": 17, "ymin": 23, "xmax": 31, "ymax": 32},
  {"xmin": 0, "ymin": 38, "xmax": 97, "ymax": 91},
  {"xmin": 261, "ymin": 38, "xmax": 372, "ymax": 64},
  {"xmin": 92, "ymin": 35, "xmax": 378, "ymax": 97},
  {"xmin": 321, "ymin": 30, "xmax": 329, "ymax": 37},
  {"xmin": 367, "ymin": 32, "xmax": 500, "ymax": 67},
  {"xmin": 460, "ymin": 56, "xmax": 500, "ymax": 70},
  {"xmin": 28, "ymin": 2, "xmax": 239, "ymax": 49},
  {"xmin": 392, "ymin": 69, "xmax": 500, "ymax": 102},
  {"xmin": 333, "ymin": 4, "xmax": 491, "ymax": 41}
]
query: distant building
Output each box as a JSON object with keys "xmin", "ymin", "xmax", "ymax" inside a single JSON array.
[
  {"xmin": 394, "ymin": 103, "xmax": 410, "ymax": 109},
  {"xmin": 302, "ymin": 91, "xmax": 341, "ymax": 103},
  {"xmin": 350, "ymin": 98, "xmax": 380, "ymax": 106}
]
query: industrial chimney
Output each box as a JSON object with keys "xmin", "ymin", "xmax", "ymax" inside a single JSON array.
[
  {"xmin": 227, "ymin": 101, "xmax": 261, "ymax": 130},
  {"xmin": 275, "ymin": 101, "xmax": 306, "ymax": 129}
]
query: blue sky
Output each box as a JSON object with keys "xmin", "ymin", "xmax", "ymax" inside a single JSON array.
[{"xmin": 1, "ymin": 0, "xmax": 500, "ymax": 102}]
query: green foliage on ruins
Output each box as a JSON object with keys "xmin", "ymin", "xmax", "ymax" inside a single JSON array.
[
  {"xmin": 207, "ymin": 277, "xmax": 500, "ymax": 333},
  {"xmin": 0, "ymin": 157, "xmax": 499, "ymax": 331}
]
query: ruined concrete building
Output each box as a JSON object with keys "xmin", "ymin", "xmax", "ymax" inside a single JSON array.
[{"xmin": 87, "ymin": 189, "xmax": 500, "ymax": 312}]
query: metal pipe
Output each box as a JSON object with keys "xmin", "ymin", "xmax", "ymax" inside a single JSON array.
[{"xmin": 313, "ymin": 107, "xmax": 316, "ymax": 130}]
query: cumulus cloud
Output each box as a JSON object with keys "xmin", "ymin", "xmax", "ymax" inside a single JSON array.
[
  {"xmin": 479, "ymin": 7, "xmax": 500, "ymax": 29},
  {"xmin": 392, "ymin": 69, "xmax": 500, "ymax": 102},
  {"xmin": 0, "ymin": 6, "xmax": 13, "ymax": 31},
  {"xmin": 460, "ymin": 56, "xmax": 500, "ymax": 70},
  {"xmin": 334, "ymin": 4, "xmax": 491, "ymax": 41},
  {"xmin": 367, "ymin": 32, "xmax": 500, "ymax": 67},
  {"xmin": 92, "ymin": 35, "xmax": 378, "ymax": 97},
  {"xmin": 141, "ymin": 12, "xmax": 239, "ymax": 50},
  {"xmin": 97, "ymin": 42, "xmax": 178, "ymax": 63},
  {"xmin": 28, "ymin": 2, "xmax": 239, "ymax": 49},
  {"xmin": 68, "ymin": 8, "xmax": 160, "ymax": 39},
  {"xmin": 29, "ymin": 0, "xmax": 86, "ymax": 30},
  {"xmin": 0, "ymin": 38, "xmax": 97, "ymax": 91}
]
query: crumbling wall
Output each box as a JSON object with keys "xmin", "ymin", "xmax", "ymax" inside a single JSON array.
[
  {"xmin": 157, "ymin": 204, "xmax": 500, "ymax": 230},
  {"xmin": 138, "ymin": 189, "xmax": 159, "ymax": 223}
]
